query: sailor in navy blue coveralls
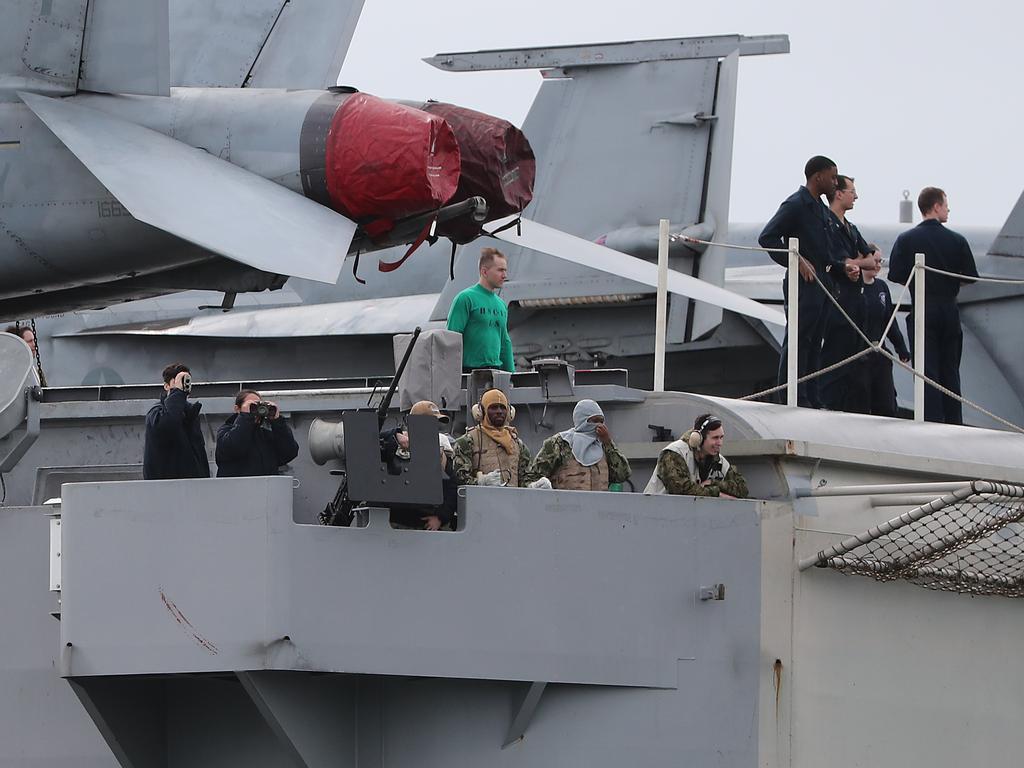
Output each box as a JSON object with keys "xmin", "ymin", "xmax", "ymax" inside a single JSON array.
[
  {"xmin": 759, "ymin": 158, "xmax": 860, "ymax": 407},
  {"xmin": 888, "ymin": 189, "xmax": 978, "ymax": 424},
  {"xmin": 822, "ymin": 253, "xmax": 910, "ymax": 415},
  {"xmin": 819, "ymin": 175, "xmax": 901, "ymax": 413}
]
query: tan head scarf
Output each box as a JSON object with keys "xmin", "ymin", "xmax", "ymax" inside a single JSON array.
[{"xmin": 480, "ymin": 389, "xmax": 517, "ymax": 454}]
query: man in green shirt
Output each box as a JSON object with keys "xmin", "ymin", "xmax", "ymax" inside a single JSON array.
[{"xmin": 446, "ymin": 247, "xmax": 515, "ymax": 372}]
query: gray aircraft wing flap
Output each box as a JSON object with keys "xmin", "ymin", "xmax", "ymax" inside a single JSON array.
[
  {"xmin": 20, "ymin": 92, "xmax": 354, "ymax": 284},
  {"xmin": 492, "ymin": 216, "xmax": 785, "ymax": 326},
  {"xmin": 169, "ymin": 0, "xmax": 365, "ymax": 88},
  {"xmin": 78, "ymin": 0, "xmax": 170, "ymax": 96}
]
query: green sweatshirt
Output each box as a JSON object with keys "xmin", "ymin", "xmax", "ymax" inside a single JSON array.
[{"xmin": 446, "ymin": 283, "xmax": 514, "ymax": 371}]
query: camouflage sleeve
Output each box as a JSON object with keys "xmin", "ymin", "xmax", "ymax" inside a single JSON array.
[
  {"xmin": 523, "ymin": 436, "xmax": 568, "ymax": 484},
  {"xmin": 658, "ymin": 450, "xmax": 718, "ymax": 496},
  {"xmin": 604, "ymin": 443, "xmax": 631, "ymax": 484},
  {"xmin": 451, "ymin": 434, "xmax": 477, "ymax": 485},
  {"xmin": 714, "ymin": 464, "xmax": 749, "ymax": 499},
  {"xmin": 516, "ymin": 439, "xmax": 533, "ymax": 487}
]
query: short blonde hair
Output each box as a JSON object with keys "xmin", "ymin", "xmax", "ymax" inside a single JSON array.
[{"xmin": 479, "ymin": 247, "xmax": 506, "ymax": 271}]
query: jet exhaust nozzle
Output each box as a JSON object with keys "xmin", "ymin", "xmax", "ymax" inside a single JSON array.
[{"xmin": 301, "ymin": 91, "xmax": 462, "ymax": 227}]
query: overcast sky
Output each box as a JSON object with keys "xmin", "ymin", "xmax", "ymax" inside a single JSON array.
[{"xmin": 338, "ymin": 0, "xmax": 1021, "ymax": 228}]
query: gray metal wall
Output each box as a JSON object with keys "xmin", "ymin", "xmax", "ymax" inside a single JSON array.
[
  {"xmin": 57, "ymin": 478, "xmax": 763, "ymax": 766},
  {"xmin": 0, "ymin": 506, "xmax": 116, "ymax": 766}
]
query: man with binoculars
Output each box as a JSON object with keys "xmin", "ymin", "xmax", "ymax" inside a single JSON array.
[
  {"xmin": 143, "ymin": 362, "xmax": 210, "ymax": 480},
  {"xmin": 216, "ymin": 389, "xmax": 299, "ymax": 478}
]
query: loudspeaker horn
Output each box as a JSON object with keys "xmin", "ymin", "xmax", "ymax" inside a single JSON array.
[{"xmin": 308, "ymin": 418, "xmax": 346, "ymax": 466}]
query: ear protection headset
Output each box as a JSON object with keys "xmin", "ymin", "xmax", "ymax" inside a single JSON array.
[
  {"xmin": 687, "ymin": 414, "xmax": 720, "ymax": 450},
  {"xmin": 471, "ymin": 389, "xmax": 516, "ymax": 424}
]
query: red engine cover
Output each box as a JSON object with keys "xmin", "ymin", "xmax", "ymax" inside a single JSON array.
[
  {"xmin": 325, "ymin": 93, "xmax": 461, "ymax": 223},
  {"xmin": 420, "ymin": 102, "xmax": 536, "ymax": 242}
]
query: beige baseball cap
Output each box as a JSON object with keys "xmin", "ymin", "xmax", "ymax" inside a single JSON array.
[{"xmin": 409, "ymin": 400, "xmax": 450, "ymax": 423}]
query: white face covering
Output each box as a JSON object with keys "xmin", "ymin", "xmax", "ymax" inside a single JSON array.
[{"xmin": 558, "ymin": 399, "xmax": 605, "ymax": 467}]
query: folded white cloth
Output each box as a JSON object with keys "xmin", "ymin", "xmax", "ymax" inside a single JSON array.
[{"xmin": 476, "ymin": 469, "xmax": 505, "ymax": 487}]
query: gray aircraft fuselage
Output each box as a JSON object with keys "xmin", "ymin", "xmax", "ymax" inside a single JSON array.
[
  {"xmin": 0, "ymin": 90, "xmax": 338, "ymax": 312},
  {"xmin": 0, "ymin": 86, "xmax": 513, "ymax": 319}
]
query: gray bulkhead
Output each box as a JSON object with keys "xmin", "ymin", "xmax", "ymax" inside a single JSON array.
[{"xmin": 3, "ymin": 373, "xmax": 1024, "ymax": 765}]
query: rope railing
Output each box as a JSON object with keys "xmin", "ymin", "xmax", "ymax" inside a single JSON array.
[
  {"xmin": 679, "ymin": 234, "xmax": 1024, "ymax": 287},
  {"xmin": 919, "ymin": 264, "xmax": 1024, "ymax": 285},
  {"xmin": 672, "ymin": 232, "xmax": 1024, "ymax": 433}
]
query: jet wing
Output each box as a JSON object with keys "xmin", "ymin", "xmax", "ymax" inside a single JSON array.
[
  {"xmin": 170, "ymin": 0, "xmax": 365, "ymax": 89},
  {"xmin": 491, "ymin": 216, "xmax": 786, "ymax": 327},
  {"xmin": 20, "ymin": 92, "xmax": 354, "ymax": 284},
  {"xmin": 78, "ymin": 294, "xmax": 442, "ymax": 338}
]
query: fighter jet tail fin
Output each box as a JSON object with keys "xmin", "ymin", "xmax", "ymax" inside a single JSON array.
[
  {"xmin": 990, "ymin": 188, "xmax": 1024, "ymax": 258},
  {"xmin": 428, "ymin": 35, "xmax": 788, "ymax": 340},
  {"xmin": 0, "ymin": 0, "xmax": 170, "ymax": 99},
  {"xmin": 170, "ymin": 0, "xmax": 365, "ymax": 89},
  {"xmin": 78, "ymin": 0, "xmax": 171, "ymax": 96},
  {"xmin": 1, "ymin": 0, "xmax": 364, "ymax": 100},
  {"xmin": 20, "ymin": 92, "xmax": 355, "ymax": 284},
  {"xmin": 0, "ymin": 0, "xmax": 86, "ymax": 98}
]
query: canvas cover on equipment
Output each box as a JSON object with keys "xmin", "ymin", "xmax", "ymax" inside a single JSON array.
[
  {"xmin": 392, "ymin": 330, "xmax": 463, "ymax": 412},
  {"xmin": 326, "ymin": 94, "xmax": 461, "ymax": 225},
  {"xmin": 421, "ymin": 102, "xmax": 535, "ymax": 243}
]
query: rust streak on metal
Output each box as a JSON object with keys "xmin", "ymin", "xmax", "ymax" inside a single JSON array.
[
  {"xmin": 159, "ymin": 588, "xmax": 219, "ymax": 654},
  {"xmin": 772, "ymin": 659, "xmax": 783, "ymax": 719}
]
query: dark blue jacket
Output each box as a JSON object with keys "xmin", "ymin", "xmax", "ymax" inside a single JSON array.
[
  {"xmin": 143, "ymin": 389, "xmax": 210, "ymax": 480},
  {"xmin": 829, "ymin": 212, "xmax": 872, "ymax": 262},
  {"xmin": 864, "ymin": 280, "xmax": 910, "ymax": 358},
  {"xmin": 888, "ymin": 219, "xmax": 978, "ymax": 302},
  {"xmin": 759, "ymin": 186, "xmax": 846, "ymax": 277},
  {"xmin": 824, "ymin": 278, "xmax": 910, "ymax": 367},
  {"xmin": 215, "ymin": 413, "xmax": 299, "ymax": 478}
]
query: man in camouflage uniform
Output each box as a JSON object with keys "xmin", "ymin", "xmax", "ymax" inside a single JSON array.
[
  {"xmin": 453, "ymin": 388, "xmax": 531, "ymax": 486},
  {"xmin": 524, "ymin": 399, "xmax": 630, "ymax": 491},
  {"xmin": 644, "ymin": 413, "xmax": 747, "ymax": 498}
]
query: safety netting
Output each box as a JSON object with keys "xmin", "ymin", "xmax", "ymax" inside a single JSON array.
[{"xmin": 800, "ymin": 481, "xmax": 1024, "ymax": 597}]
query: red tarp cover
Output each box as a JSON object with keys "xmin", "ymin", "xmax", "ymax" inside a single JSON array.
[
  {"xmin": 421, "ymin": 102, "xmax": 536, "ymax": 242},
  {"xmin": 325, "ymin": 93, "xmax": 461, "ymax": 222}
]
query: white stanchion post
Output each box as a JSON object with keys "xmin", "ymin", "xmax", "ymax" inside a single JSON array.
[
  {"xmin": 914, "ymin": 252, "xmax": 926, "ymax": 421},
  {"xmin": 787, "ymin": 237, "xmax": 800, "ymax": 407},
  {"xmin": 653, "ymin": 219, "xmax": 670, "ymax": 393}
]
